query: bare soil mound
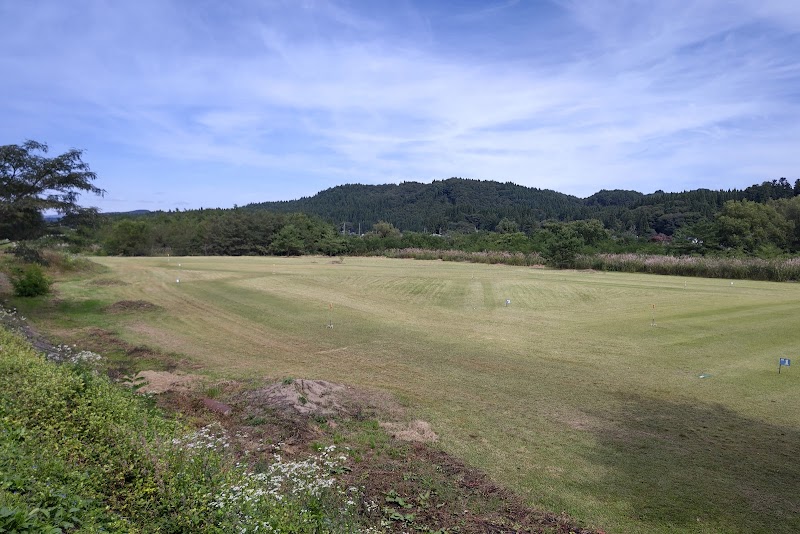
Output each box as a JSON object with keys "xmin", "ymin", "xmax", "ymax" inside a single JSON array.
[
  {"xmin": 236, "ymin": 378, "xmax": 438, "ymax": 440},
  {"xmin": 235, "ymin": 378, "xmax": 406, "ymax": 423},
  {"xmin": 106, "ymin": 300, "xmax": 162, "ymax": 313},
  {"xmin": 243, "ymin": 379, "xmax": 348, "ymax": 416}
]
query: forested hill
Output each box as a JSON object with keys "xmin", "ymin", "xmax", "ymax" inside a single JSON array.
[
  {"xmin": 246, "ymin": 177, "xmax": 800, "ymax": 235},
  {"xmin": 248, "ymin": 179, "xmax": 581, "ymax": 234}
]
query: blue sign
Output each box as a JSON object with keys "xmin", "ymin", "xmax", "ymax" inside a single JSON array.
[{"xmin": 779, "ymin": 358, "xmax": 791, "ymax": 366}]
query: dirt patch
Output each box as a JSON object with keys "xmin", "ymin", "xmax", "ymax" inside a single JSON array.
[
  {"xmin": 202, "ymin": 398, "xmax": 233, "ymax": 416},
  {"xmin": 341, "ymin": 442, "xmax": 598, "ymax": 534},
  {"xmin": 50, "ymin": 326, "xmax": 197, "ymax": 378},
  {"xmin": 105, "ymin": 300, "xmax": 162, "ymax": 313},
  {"xmin": 71, "ymin": 327, "xmax": 156, "ymax": 357},
  {"xmin": 380, "ymin": 420, "xmax": 438, "ymax": 443},
  {"xmin": 131, "ymin": 370, "xmax": 200, "ymax": 394}
]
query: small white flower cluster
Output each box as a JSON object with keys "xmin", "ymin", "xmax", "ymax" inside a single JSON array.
[
  {"xmin": 363, "ymin": 498, "xmax": 379, "ymax": 513},
  {"xmin": 171, "ymin": 423, "xmax": 231, "ymax": 451},
  {"xmin": 218, "ymin": 445, "xmax": 341, "ymax": 505},
  {"xmin": 235, "ymin": 524, "xmax": 275, "ymax": 533},
  {"xmin": 0, "ymin": 306, "xmax": 25, "ymax": 323},
  {"xmin": 45, "ymin": 344, "xmax": 102, "ymax": 365},
  {"xmin": 212, "ymin": 445, "xmax": 359, "ymax": 530},
  {"xmin": 67, "ymin": 349, "xmax": 102, "ymax": 364}
]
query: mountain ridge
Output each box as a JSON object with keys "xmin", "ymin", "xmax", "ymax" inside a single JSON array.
[
  {"xmin": 245, "ymin": 177, "xmax": 795, "ymax": 234},
  {"xmin": 100, "ymin": 177, "xmax": 797, "ymax": 237}
]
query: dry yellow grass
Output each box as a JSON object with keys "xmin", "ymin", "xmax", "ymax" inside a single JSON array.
[{"xmin": 56, "ymin": 256, "xmax": 800, "ymax": 533}]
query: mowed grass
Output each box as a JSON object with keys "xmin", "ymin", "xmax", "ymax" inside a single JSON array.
[{"xmin": 56, "ymin": 256, "xmax": 800, "ymax": 533}]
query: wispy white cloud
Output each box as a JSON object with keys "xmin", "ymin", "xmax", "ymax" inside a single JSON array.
[{"xmin": 1, "ymin": 0, "xmax": 799, "ymax": 211}]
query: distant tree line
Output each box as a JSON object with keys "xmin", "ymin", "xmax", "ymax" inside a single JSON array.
[
  {"xmin": 98, "ymin": 210, "xmax": 345, "ymax": 257},
  {"xmin": 31, "ymin": 191, "xmax": 795, "ymax": 265}
]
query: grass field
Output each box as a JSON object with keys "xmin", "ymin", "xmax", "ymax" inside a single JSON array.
[{"xmin": 34, "ymin": 256, "xmax": 800, "ymax": 533}]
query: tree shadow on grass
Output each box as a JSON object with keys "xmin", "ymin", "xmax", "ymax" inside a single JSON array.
[{"xmin": 580, "ymin": 393, "xmax": 799, "ymax": 533}]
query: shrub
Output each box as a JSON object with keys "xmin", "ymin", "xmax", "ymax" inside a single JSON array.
[{"xmin": 10, "ymin": 264, "xmax": 51, "ymax": 297}]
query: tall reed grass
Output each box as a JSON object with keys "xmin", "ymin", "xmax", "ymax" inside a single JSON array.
[
  {"xmin": 374, "ymin": 248, "xmax": 545, "ymax": 266},
  {"xmin": 367, "ymin": 248, "xmax": 800, "ymax": 282},
  {"xmin": 573, "ymin": 254, "xmax": 800, "ymax": 282}
]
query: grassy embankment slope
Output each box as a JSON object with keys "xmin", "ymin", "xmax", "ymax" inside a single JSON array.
[
  {"xmin": 26, "ymin": 256, "xmax": 800, "ymax": 533},
  {"xmin": 0, "ymin": 325, "xmax": 370, "ymax": 532}
]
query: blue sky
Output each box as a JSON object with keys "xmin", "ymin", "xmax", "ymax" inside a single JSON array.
[{"xmin": 2, "ymin": 0, "xmax": 799, "ymax": 213}]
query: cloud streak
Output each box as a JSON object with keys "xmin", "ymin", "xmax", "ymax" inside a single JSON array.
[{"xmin": 1, "ymin": 0, "xmax": 799, "ymax": 211}]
